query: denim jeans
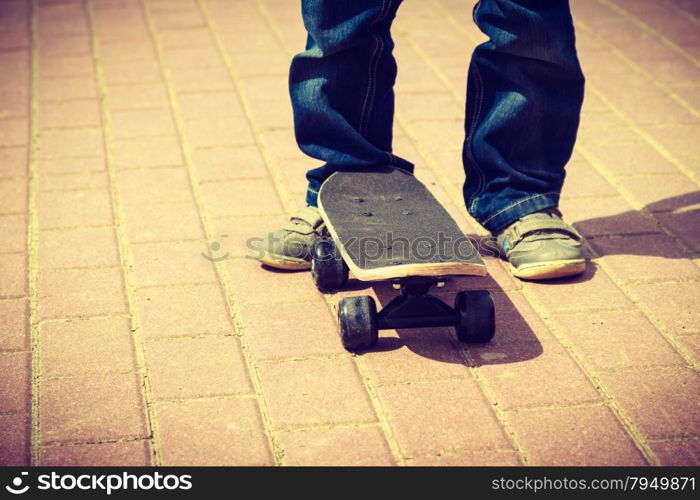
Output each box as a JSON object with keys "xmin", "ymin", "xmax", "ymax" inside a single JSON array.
[{"xmin": 289, "ymin": 0, "xmax": 585, "ymax": 233}]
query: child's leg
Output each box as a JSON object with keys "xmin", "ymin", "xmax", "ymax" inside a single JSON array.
[{"xmin": 290, "ymin": 0, "xmax": 413, "ymax": 207}]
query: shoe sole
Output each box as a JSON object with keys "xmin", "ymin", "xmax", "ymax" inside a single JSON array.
[
  {"xmin": 256, "ymin": 251, "xmax": 310, "ymax": 271},
  {"xmin": 510, "ymin": 259, "xmax": 586, "ymax": 280}
]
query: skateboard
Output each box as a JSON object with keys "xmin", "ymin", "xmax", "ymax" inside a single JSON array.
[{"xmin": 313, "ymin": 166, "xmax": 496, "ymax": 351}]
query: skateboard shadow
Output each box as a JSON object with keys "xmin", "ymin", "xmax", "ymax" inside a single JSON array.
[
  {"xmin": 567, "ymin": 192, "xmax": 699, "ymax": 258},
  {"xmin": 366, "ymin": 268, "xmax": 546, "ymax": 366},
  {"xmin": 469, "ymin": 191, "xmax": 699, "ymax": 270}
]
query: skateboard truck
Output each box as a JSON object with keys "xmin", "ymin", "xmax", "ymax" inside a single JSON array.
[{"xmin": 311, "ymin": 241, "xmax": 495, "ymax": 351}]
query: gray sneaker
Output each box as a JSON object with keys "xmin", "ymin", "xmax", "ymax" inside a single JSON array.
[
  {"xmin": 496, "ymin": 208, "xmax": 585, "ymax": 280},
  {"xmin": 256, "ymin": 206, "xmax": 326, "ymax": 270}
]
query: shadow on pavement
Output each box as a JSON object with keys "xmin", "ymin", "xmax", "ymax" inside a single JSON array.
[{"xmin": 254, "ymin": 192, "xmax": 698, "ymax": 367}]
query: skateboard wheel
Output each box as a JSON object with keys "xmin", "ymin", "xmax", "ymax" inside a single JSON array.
[
  {"xmin": 311, "ymin": 239, "xmax": 349, "ymax": 292},
  {"xmin": 338, "ymin": 296, "xmax": 378, "ymax": 351},
  {"xmin": 455, "ymin": 290, "xmax": 495, "ymax": 344}
]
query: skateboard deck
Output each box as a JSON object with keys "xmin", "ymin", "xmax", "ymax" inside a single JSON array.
[{"xmin": 318, "ymin": 167, "xmax": 487, "ymax": 282}]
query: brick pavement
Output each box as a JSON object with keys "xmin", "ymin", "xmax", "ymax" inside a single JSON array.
[{"xmin": 0, "ymin": 0, "xmax": 698, "ymax": 466}]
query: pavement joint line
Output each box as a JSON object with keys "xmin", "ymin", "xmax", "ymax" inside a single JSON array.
[
  {"xmin": 500, "ymin": 401, "xmax": 608, "ymax": 413},
  {"xmin": 135, "ymin": 281, "xmax": 220, "ymax": 290},
  {"xmin": 648, "ymin": 435, "xmax": 700, "ymax": 443},
  {"xmin": 187, "ymin": 143, "xmax": 259, "ymax": 151},
  {"xmin": 37, "ymin": 313, "xmax": 131, "ymax": 325},
  {"xmin": 123, "ymin": 199, "xmax": 199, "ymax": 208},
  {"xmin": 27, "ymin": 0, "xmax": 42, "ymax": 467},
  {"xmin": 40, "ymin": 171, "xmax": 106, "ymax": 179},
  {"xmin": 610, "ymin": 277, "xmax": 700, "ymax": 286},
  {"xmin": 370, "ymin": 373, "xmax": 483, "ymax": 389},
  {"xmin": 103, "ymin": 105, "xmax": 170, "ymax": 114},
  {"xmin": 584, "ymin": 231, "xmax": 665, "ymax": 239},
  {"xmin": 580, "ymin": 362, "xmax": 693, "ymax": 374},
  {"xmin": 146, "ymin": 0, "xmax": 283, "ymax": 465},
  {"xmin": 597, "ymin": 0, "xmax": 699, "ymax": 67},
  {"xmin": 168, "ymin": 88, "xmax": 238, "ymax": 97},
  {"xmin": 615, "ymin": 171, "xmax": 700, "ymax": 178},
  {"xmin": 36, "ymin": 124, "xmax": 99, "ymax": 133},
  {"xmin": 40, "ymin": 223, "xmax": 114, "ymax": 232},
  {"xmin": 0, "ymin": 410, "xmax": 30, "ymax": 418},
  {"xmin": 0, "ymin": 250, "xmax": 26, "ymax": 257},
  {"xmin": 41, "ymin": 369, "xmax": 139, "ymax": 382},
  {"xmin": 207, "ymin": 213, "xmax": 288, "ymax": 221},
  {"xmin": 128, "ymin": 237, "xmax": 207, "ymax": 246},
  {"xmin": 254, "ymin": 353, "xmax": 356, "ymax": 366},
  {"xmin": 0, "ymin": 349, "xmax": 30, "ymax": 355},
  {"xmin": 142, "ymin": 332, "xmax": 241, "ymax": 344},
  {"xmin": 0, "ymin": 294, "xmax": 29, "ymax": 300},
  {"xmin": 198, "ymin": 175, "xmax": 271, "ymax": 184},
  {"xmin": 111, "ymin": 132, "xmax": 177, "ymax": 140},
  {"xmin": 0, "ymin": 211, "xmax": 28, "ymax": 217},
  {"xmin": 410, "ymin": 446, "xmax": 519, "ymax": 460},
  {"xmin": 42, "ymin": 432, "xmax": 150, "ymax": 449},
  {"xmin": 593, "ymin": 364, "xmax": 700, "ymax": 375},
  {"xmin": 149, "ymin": 391, "xmax": 259, "ymax": 402},
  {"xmin": 0, "ymin": 350, "xmax": 30, "ymax": 357},
  {"xmin": 248, "ymin": 0, "xmax": 408, "ymax": 466},
  {"xmin": 112, "ymin": 163, "xmax": 184, "ymax": 171},
  {"xmin": 39, "ymin": 437, "xmax": 151, "ymax": 450},
  {"xmin": 86, "ymin": 0, "xmax": 160, "ymax": 467},
  {"xmin": 151, "ymin": 393, "xmax": 259, "ymax": 405},
  {"xmin": 557, "ymin": 193, "xmax": 620, "ymax": 200},
  {"xmin": 40, "ymin": 265, "xmax": 121, "ymax": 274},
  {"xmin": 551, "ymin": 305, "xmax": 667, "ymax": 315},
  {"xmin": 279, "ymin": 421, "xmax": 384, "ymax": 434}
]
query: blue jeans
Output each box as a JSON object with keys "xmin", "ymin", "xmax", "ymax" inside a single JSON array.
[{"xmin": 290, "ymin": 0, "xmax": 585, "ymax": 233}]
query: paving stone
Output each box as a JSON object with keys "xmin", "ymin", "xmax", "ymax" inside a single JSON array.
[
  {"xmin": 39, "ymin": 226, "xmax": 119, "ymax": 270},
  {"xmin": 280, "ymin": 427, "xmax": 395, "ymax": 466},
  {"xmin": 377, "ymin": 378, "xmax": 510, "ymax": 457},
  {"xmin": 41, "ymin": 373, "xmax": 148, "ymax": 444},
  {"xmin": 144, "ymin": 336, "xmax": 251, "ymax": 399},
  {"xmin": 156, "ymin": 398, "xmax": 272, "ymax": 465},
  {"xmin": 130, "ymin": 241, "xmax": 218, "ymax": 287},
  {"xmin": 598, "ymin": 367, "xmax": 700, "ymax": 440},
  {"xmin": 0, "ymin": 298, "xmax": 28, "ymax": 351},
  {"xmin": 477, "ymin": 342, "xmax": 602, "ymax": 410},
  {"xmin": 258, "ymin": 357, "xmax": 376, "ymax": 429},
  {"xmin": 0, "ymin": 413, "xmax": 29, "ymax": 465},
  {"xmin": 38, "ymin": 267, "xmax": 127, "ymax": 319},
  {"xmin": 136, "ymin": 283, "xmax": 233, "ymax": 338},
  {"xmin": 41, "ymin": 440, "xmax": 152, "ymax": 466},
  {"xmin": 507, "ymin": 406, "xmax": 647, "ymax": 465},
  {"xmin": 0, "ymin": 353, "xmax": 30, "ymax": 413},
  {"xmin": 554, "ymin": 310, "xmax": 684, "ymax": 371},
  {"xmin": 41, "ymin": 317, "xmax": 136, "ymax": 377}
]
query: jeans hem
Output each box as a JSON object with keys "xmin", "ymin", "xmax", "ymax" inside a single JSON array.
[{"xmin": 479, "ymin": 192, "xmax": 560, "ymax": 234}]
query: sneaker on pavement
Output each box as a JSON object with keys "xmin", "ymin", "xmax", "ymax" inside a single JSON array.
[
  {"xmin": 495, "ymin": 208, "xmax": 585, "ymax": 280},
  {"xmin": 256, "ymin": 205, "xmax": 326, "ymax": 270}
]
